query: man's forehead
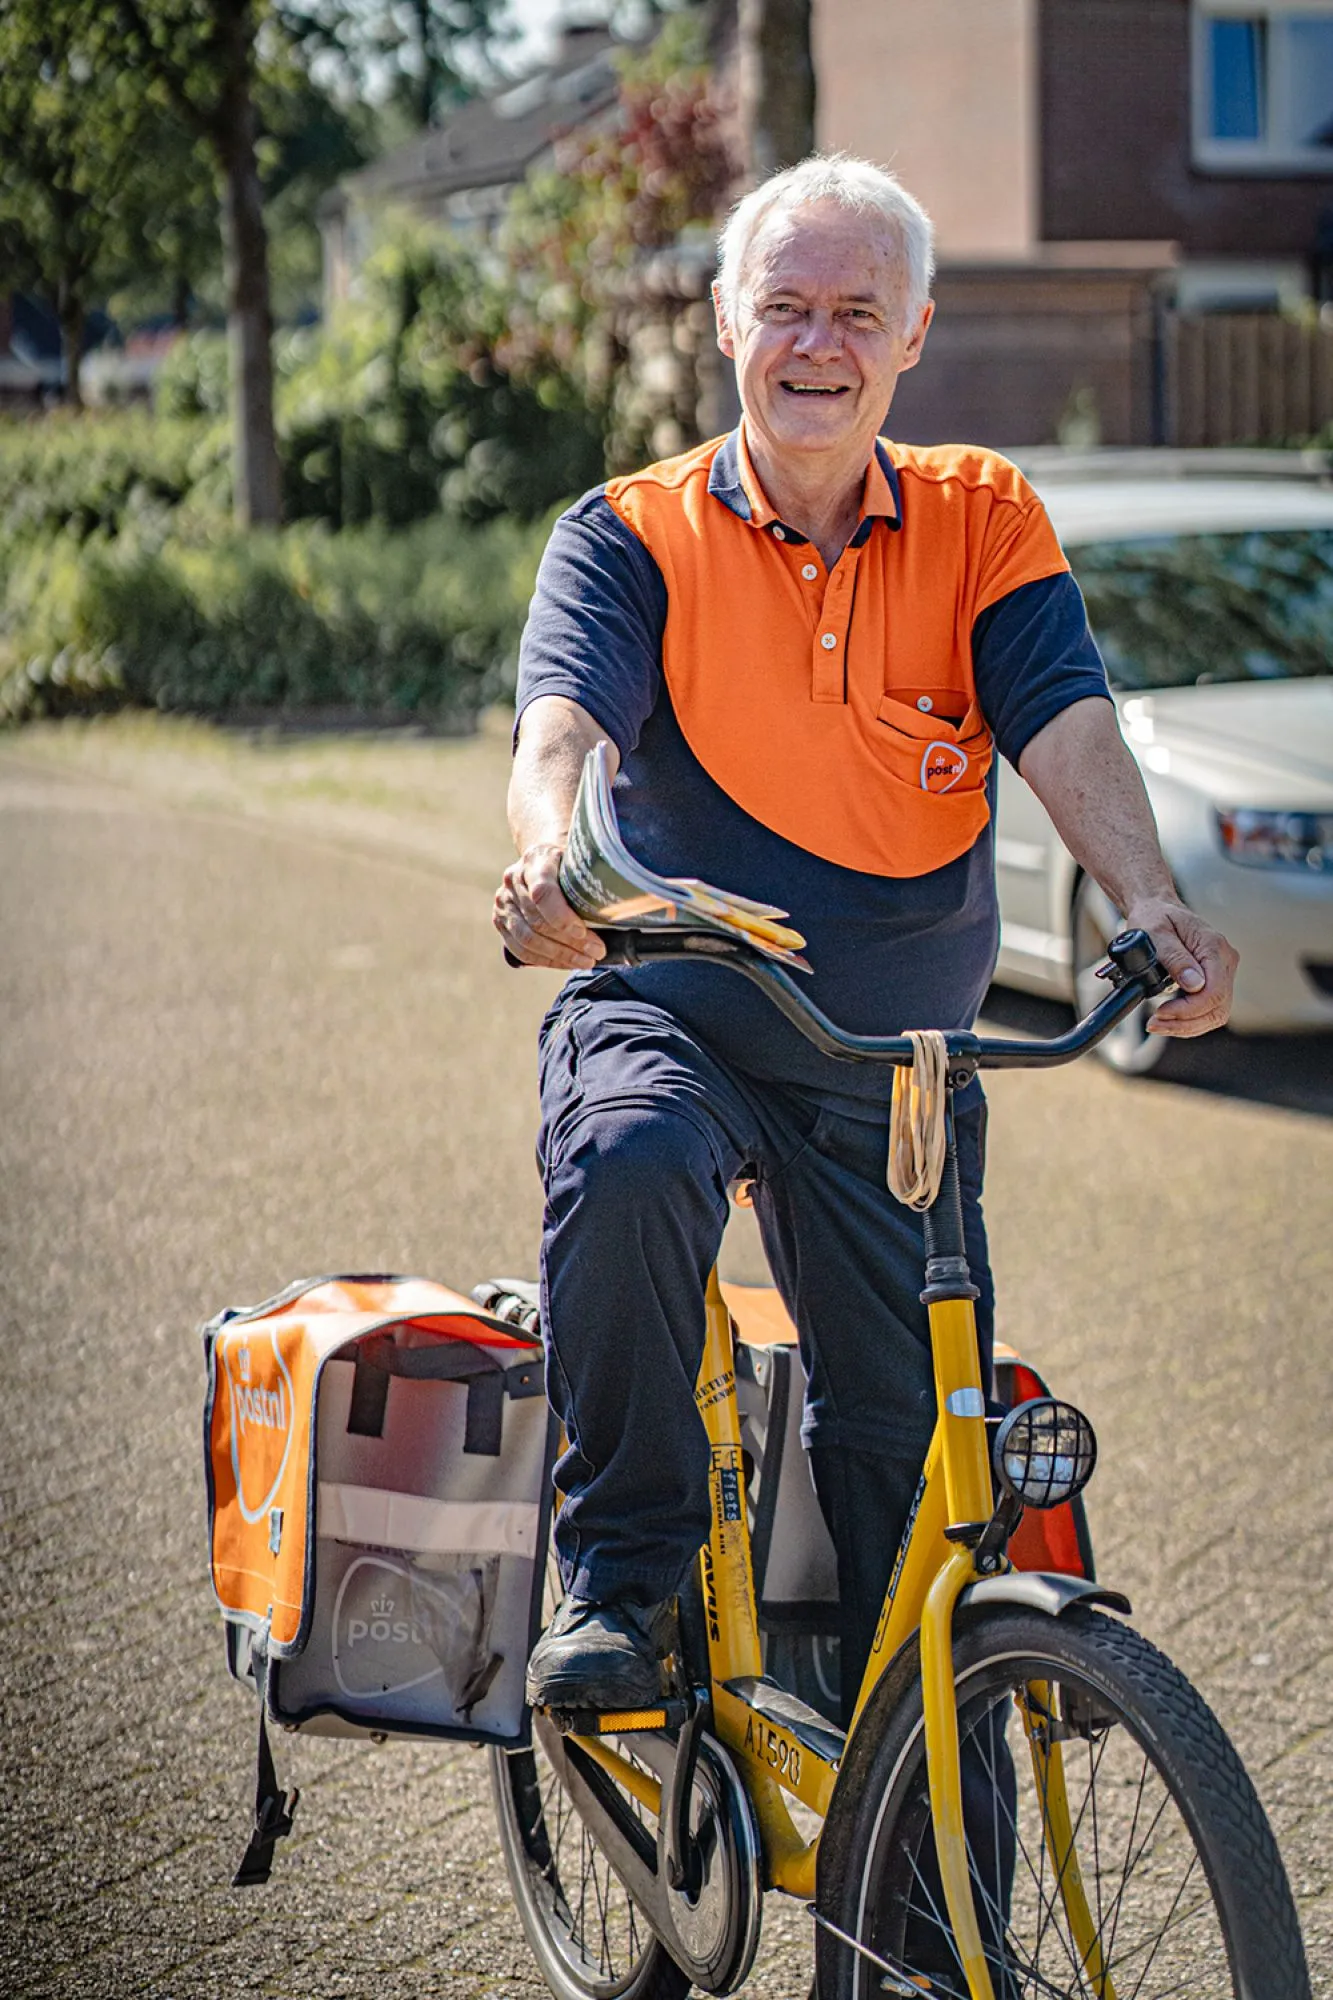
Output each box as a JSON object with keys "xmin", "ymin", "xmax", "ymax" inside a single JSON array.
[{"xmin": 741, "ymin": 201, "xmax": 904, "ymax": 295}]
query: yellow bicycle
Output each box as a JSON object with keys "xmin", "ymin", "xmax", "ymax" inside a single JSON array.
[{"xmin": 489, "ymin": 927, "xmax": 1310, "ymax": 2000}]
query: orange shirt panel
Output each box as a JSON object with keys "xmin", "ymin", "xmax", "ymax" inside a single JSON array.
[{"xmin": 604, "ymin": 439, "xmax": 1069, "ymax": 879}]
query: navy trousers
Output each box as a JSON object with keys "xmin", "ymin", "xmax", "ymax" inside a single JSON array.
[{"xmin": 536, "ymin": 976, "xmax": 995, "ymax": 1717}]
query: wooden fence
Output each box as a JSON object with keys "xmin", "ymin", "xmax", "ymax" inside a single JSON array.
[{"xmin": 1166, "ymin": 311, "xmax": 1333, "ymax": 447}]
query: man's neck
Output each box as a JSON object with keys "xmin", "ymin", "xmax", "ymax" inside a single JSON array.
[{"xmin": 745, "ymin": 429, "xmax": 867, "ymax": 570}]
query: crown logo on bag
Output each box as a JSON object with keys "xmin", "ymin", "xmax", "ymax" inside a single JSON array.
[
  {"xmin": 370, "ymin": 1593, "xmax": 395, "ymax": 1618},
  {"xmin": 237, "ymin": 1345, "xmax": 252, "ymax": 1382}
]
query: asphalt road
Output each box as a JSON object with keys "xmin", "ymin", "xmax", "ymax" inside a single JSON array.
[{"xmin": 2, "ymin": 725, "xmax": 1330, "ymax": 1999}]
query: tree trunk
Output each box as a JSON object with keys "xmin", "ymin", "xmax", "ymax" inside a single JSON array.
[
  {"xmin": 57, "ymin": 284, "xmax": 85, "ymax": 411},
  {"xmin": 215, "ymin": 3, "xmax": 281, "ymax": 527},
  {"xmin": 737, "ymin": 0, "xmax": 815, "ymax": 183}
]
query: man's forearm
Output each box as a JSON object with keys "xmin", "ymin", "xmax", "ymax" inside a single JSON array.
[
  {"xmin": 1017, "ymin": 696, "xmax": 1238, "ymax": 1034},
  {"xmin": 495, "ymin": 695, "xmax": 618, "ymax": 971},
  {"xmin": 1017, "ymin": 698, "xmax": 1174, "ymax": 912},
  {"xmin": 508, "ymin": 695, "xmax": 617, "ymax": 854}
]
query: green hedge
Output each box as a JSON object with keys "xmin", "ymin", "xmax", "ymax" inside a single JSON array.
[
  {"xmin": 0, "ymin": 410, "xmax": 230, "ymax": 552},
  {"xmin": 0, "ymin": 513, "xmax": 546, "ymax": 726}
]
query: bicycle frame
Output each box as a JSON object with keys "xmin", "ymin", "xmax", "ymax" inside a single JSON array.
[{"xmin": 566, "ymin": 930, "xmax": 1168, "ymax": 2000}]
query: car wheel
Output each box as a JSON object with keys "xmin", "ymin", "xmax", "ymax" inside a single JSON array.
[{"xmin": 1071, "ymin": 876, "xmax": 1168, "ymax": 1074}]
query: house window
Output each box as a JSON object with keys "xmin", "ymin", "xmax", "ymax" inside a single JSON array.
[{"xmin": 1194, "ymin": 2, "xmax": 1333, "ymax": 168}]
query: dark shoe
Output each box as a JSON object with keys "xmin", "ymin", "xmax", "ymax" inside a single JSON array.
[{"xmin": 525, "ymin": 1596, "xmax": 672, "ymax": 1711}]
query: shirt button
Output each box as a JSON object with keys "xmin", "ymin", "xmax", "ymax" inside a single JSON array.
[
  {"xmin": 820, "ymin": 633, "xmax": 838, "ymax": 651},
  {"xmin": 772, "ymin": 525, "xmax": 786, "ymax": 541},
  {"xmin": 801, "ymin": 563, "xmax": 818, "ymax": 581},
  {"xmin": 917, "ymin": 696, "xmax": 934, "ymax": 712}
]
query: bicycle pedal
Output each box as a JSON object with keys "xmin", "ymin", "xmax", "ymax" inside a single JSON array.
[{"xmin": 542, "ymin": 1698, "xmax": 692, "ymax": 1737}]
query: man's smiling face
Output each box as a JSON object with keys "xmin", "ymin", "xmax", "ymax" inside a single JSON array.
[{"xmin": 715, "ymin": 199, "xmax": 932, "ymax": 478}]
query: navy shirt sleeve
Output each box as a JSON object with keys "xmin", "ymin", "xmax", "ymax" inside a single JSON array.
[
  {"xmin": 515, "ymin": 490, "xmax": 668, "ymax": 759},
  {"xmin": 971, "ymin": 571, "xmax": 1111, "ymax": 769}
]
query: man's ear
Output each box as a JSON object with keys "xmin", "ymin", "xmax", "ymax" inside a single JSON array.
[
  {"xmin": 899, "ymin": 299, "xmax": 935, "ymax": 374},
  {"xmin": 712, "ymin": 279, "xmax": 736, "ymax": 360}
]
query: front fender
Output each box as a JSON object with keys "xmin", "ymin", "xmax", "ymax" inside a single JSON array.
[{"xmin": 960, "ymin": 1572, "xmax": 1131, "ymax": 1619}]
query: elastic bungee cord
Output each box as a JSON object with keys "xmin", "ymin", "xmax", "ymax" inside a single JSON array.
[{"xmin": 886, "ymin": 1029, "xmax": 950, "ymax": 1211}]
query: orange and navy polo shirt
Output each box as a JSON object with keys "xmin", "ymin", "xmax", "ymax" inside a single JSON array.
[{"xmin": 516, "ymin": 428, "xmax": 1110, "ymax": 1104}]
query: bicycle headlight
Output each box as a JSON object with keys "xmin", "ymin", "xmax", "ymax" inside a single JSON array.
[{"xmin": 992, "ymin": 1398, "xmax": 1097, "ymax": 1510}]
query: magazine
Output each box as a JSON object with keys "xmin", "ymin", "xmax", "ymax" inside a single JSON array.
[{"xmin": 558, "ymin": 742, "xmax": 809, "ymax": 969}]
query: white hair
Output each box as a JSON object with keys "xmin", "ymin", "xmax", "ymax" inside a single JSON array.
[{"xmin": 716, "ymin": 154, "xmax": 935, "ymax": 334}]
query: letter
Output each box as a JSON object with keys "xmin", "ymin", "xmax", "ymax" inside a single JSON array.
[
  {"xmin": 347, "ymin": 1619, "xmax": 368, "ymax": 1645},
  {"xmin": 370, "ymin": 1618, "xmax": 390, "ymax": 1643},
  {"xmin": 393, "ymin": 1620, "xmax": 410, "ymax": 1643}
]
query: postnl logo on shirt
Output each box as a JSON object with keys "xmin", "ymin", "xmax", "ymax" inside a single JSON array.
[
  {"xmin": 222, "ymin": 1327, "xmax": 295, "ymax": 1524},
  {"xmin": 920, "ymin": 741, "xmax": 970, "ymax": 794}
]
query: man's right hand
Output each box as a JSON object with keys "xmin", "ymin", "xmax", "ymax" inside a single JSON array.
[{"xmin": 493, "ymin": 841, "xmax": 608, "ymax": 971}]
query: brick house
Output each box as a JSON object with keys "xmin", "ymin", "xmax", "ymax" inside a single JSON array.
[{"xmin": 816, "ymin": 0, "xmax": 1333, "ymax": 445}]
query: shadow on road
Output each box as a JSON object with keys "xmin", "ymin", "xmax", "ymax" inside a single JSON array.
[{"xmin": 978, "ymin": 983, "xmax": 1333, "ymax": 1118}]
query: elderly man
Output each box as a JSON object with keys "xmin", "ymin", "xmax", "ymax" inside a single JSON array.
[{"xmin": 494, "ymin": 155, "xmax": 1236, "ymax": 1721}]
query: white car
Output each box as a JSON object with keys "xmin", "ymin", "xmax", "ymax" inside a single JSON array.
[{"xmin": 996, "ymin": 452, "xmax": 1333, "ymax": 1071}]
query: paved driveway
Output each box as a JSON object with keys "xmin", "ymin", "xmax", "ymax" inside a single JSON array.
[{"xmin": 2, "ymin": 724, "xmax": 1329, "ymax": 1998}]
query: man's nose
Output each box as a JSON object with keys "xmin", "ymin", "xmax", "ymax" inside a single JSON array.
[{"xmin": 792, "ymin": 311, "xmax": 842, "ymax": 360}]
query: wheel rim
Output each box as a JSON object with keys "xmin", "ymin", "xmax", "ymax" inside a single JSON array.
[
  {"xmin": 858, "ymin": 1652, "xmax": 1239, "ymax": 1999},
  {"xmin": 1073, "ymin": 880, "xmax": 1165, "ymax": 1075}
]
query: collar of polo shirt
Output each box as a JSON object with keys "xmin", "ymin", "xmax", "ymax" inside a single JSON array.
[{"xmin": 706, "ymin": 424, "xmax": 902, "ymax": 549}]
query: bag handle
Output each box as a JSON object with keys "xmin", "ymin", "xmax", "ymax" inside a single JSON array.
[{"xmin": 346, "ymin": 1335, "xmax": 544, "ymax": 1456}]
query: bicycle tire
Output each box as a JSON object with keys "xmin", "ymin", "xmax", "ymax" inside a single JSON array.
[
  {"xmin": 487, "ymin": 1535, "xmax": 690, "ymax": 2000},
  {"xmin": 814, "ymin": 1603, "xmax": 1309, "ymax": 2000}
]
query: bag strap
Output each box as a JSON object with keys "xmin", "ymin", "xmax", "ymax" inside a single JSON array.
[
  {"xmin": 346, "ymin": 1336, "xmax": 543, "ymax": 1457},
  {"xmin": 232, "ymin": 1643, "xmax": 299, "ymax": 1888}
]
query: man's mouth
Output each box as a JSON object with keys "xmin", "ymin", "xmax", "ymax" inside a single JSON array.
[{"xmin": 780, "ymin": 381, "xmax": 850, "ymax": 397}]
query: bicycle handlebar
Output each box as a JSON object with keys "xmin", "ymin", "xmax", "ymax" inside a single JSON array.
[{"xmin": 590, "ymin": 925, "xmax": 1173, "ymax": 1079}]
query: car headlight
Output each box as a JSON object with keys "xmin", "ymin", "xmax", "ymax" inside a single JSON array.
[{"xmin": 1216, "ymin": 809, "xmax": 1331, "ymax": 871}]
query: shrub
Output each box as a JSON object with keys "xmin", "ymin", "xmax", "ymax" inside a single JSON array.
[
  {"xmin": 0, "ymin": 513, "xmax": 546, "ymax": 727},
  {"xmin": 275, "ymin": 232, "xmax": 608, "ymax": 531},
  {"xmin": 0, "ymin": 409, "xmax": 231, "ymax": 557}
]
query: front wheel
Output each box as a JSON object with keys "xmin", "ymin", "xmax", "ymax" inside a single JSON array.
[{"xmin": 815, "ymin": 1605, "xmax": 1310, "ymax": 2000}]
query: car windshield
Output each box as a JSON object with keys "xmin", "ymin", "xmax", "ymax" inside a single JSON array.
[{"xmin": 1067, "ymin": 528, "xmax": 1333, "ymax": 691}]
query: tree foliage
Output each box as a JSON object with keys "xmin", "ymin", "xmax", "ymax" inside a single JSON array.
[
  {"xmin": 283, "ymin": 0, "xmax": 515, "ymax": 131},
  {"xmin": 0, "ymin": 0, "xmax": 214, "ymax": 401},
  {"xmin": 501, "ymin": 18, "xmax": 739, "ymax": 375}
]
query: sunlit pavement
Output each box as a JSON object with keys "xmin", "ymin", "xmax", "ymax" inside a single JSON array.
[{"xmin": 2, "ymin": 728, "xmax": 1329, "ymax": 1999}]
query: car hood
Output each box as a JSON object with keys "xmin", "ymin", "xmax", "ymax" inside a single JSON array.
[{"xmin": 1115, "ymin": 680, "xmax": 1333, "ymax": 810}]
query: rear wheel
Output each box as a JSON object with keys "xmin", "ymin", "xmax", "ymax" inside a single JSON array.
[
  {"xmin": 815, "ymin": 1605, "xmax": 1309, "ymax": 2000},
  {"xmin": 488, "ymin": 1542, "xmax": 690, "ymax": 2000}
]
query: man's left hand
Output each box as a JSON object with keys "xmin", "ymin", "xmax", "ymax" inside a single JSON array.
[{"xmin": 1123, "ymin": 895, "xmax": 1239, "ymax": 1039}]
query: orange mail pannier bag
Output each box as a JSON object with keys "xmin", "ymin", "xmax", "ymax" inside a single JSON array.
[{"xmin": 204, "ymin": 1274, "xmax": 554, "ymax": 1766}]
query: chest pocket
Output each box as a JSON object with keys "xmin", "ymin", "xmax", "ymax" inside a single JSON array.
[{"xmin": 872, "ymin": 690, "xmax": 993, "ymax": 873}]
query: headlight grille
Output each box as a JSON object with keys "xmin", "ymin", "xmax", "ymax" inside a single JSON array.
[{"xmin": 993, "ymin": 1398, "xmax": 1097, "ymax": 1510}]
